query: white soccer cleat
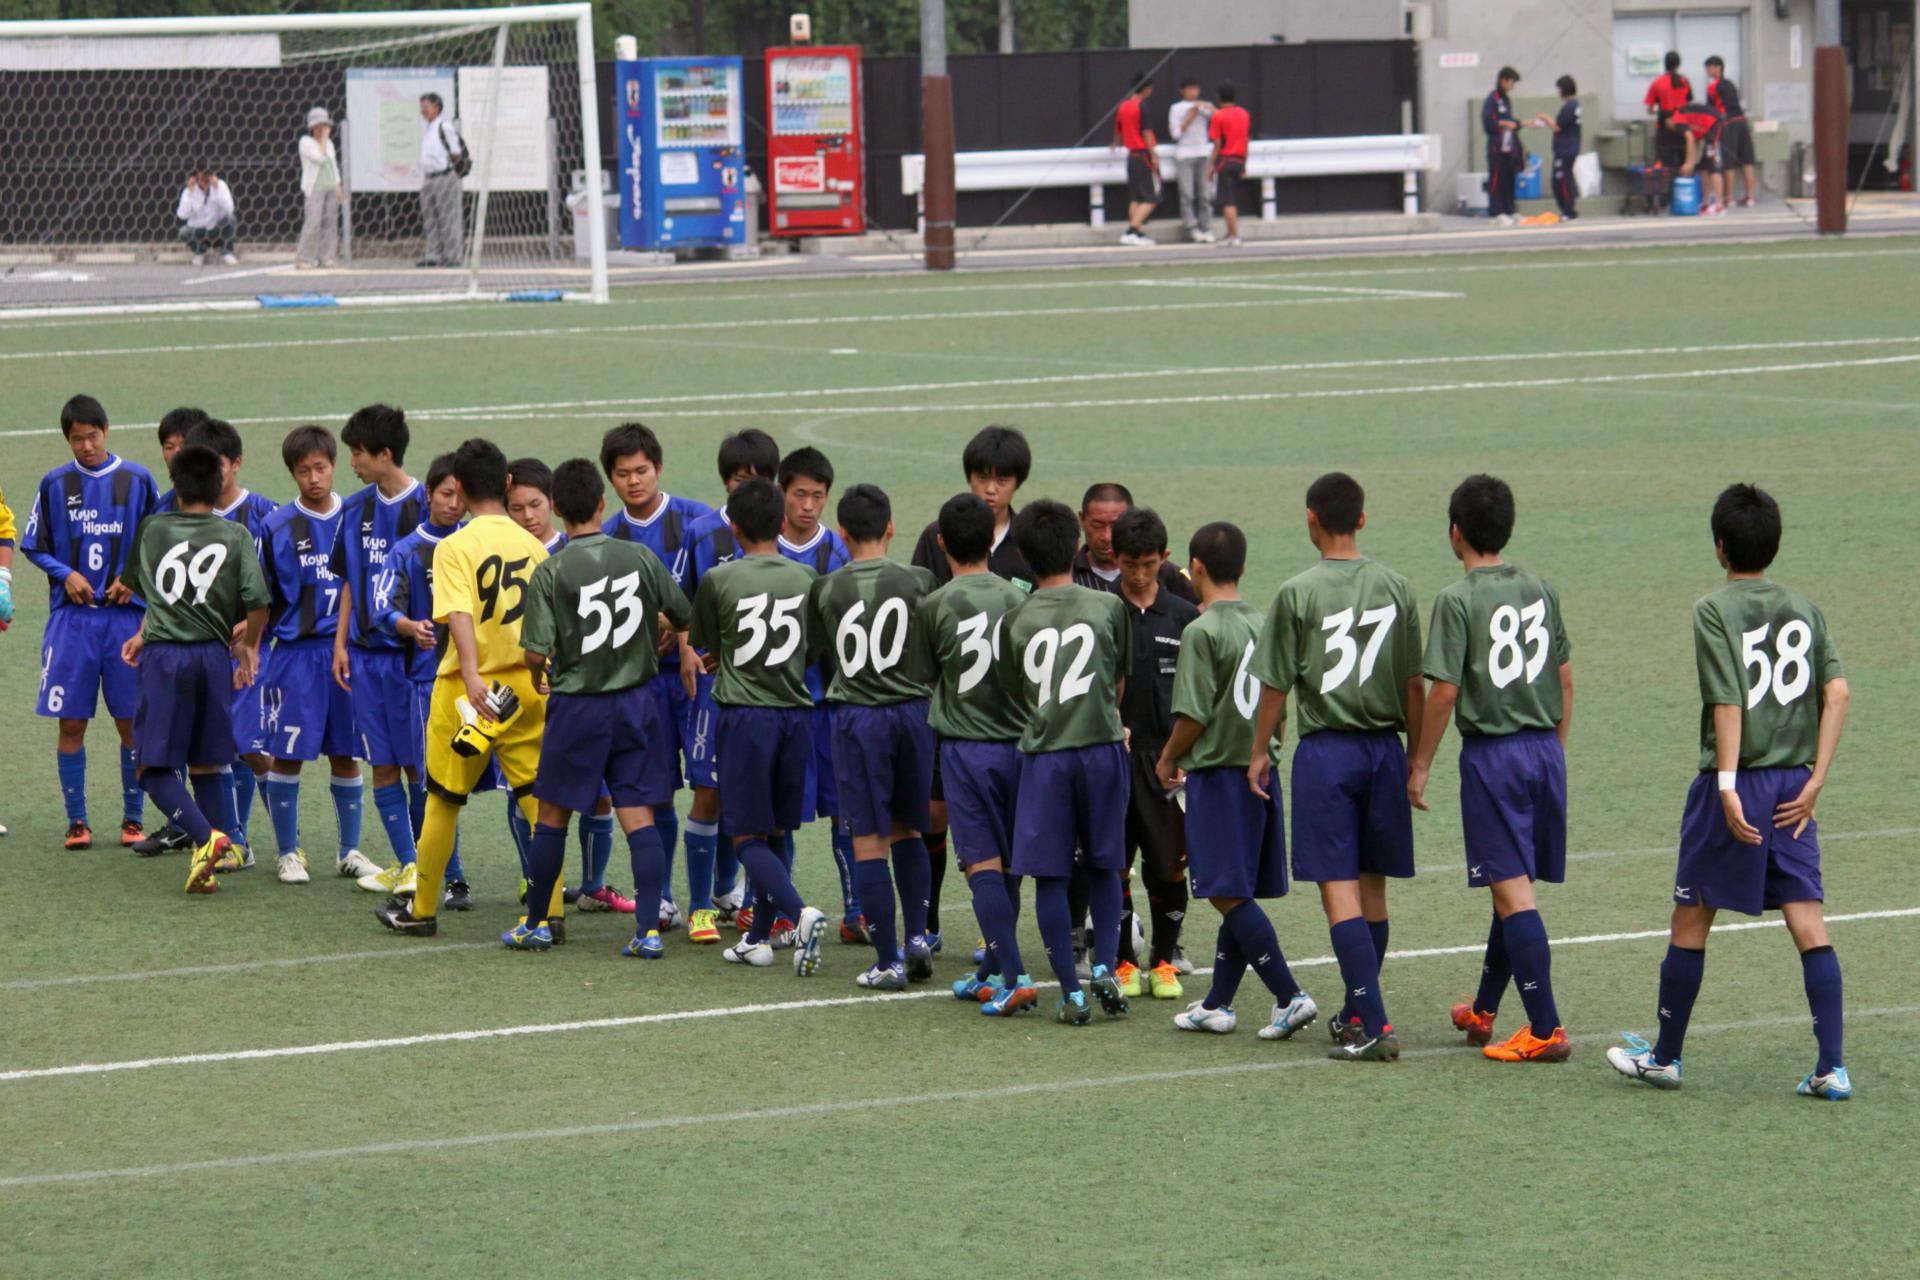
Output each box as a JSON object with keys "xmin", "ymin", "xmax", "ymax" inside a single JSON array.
[
  {"xmin": 723, "ymin": 939, "xmax": 773, "ymax": 967},
  {"xmin": 1258, "ymin": 991, "xmax": 1321, "ymax": 1041},
  {"xmin": 793, "ymin": 906, "xmax": 828, "ymax": 976},
  {"xmin": 337, "ymin": 849, "xmax": 381, "ymax": 879},
  {"xmin": 658, "ymin": 898, "xmax": 683, "ymax": 932},
  {"xmin": 277, "ymin": 851, "xmax": 311, "ymax": 884},
  {"xmin": 1796, "ymin": 1066, "xmax": 1852, "ymax": 1101},
  {"xmin": 357, "ymin": 862, "xmax": 408, "ymax": 894},
  {"xmin": 220, "ymin": 253, "xmax": 239, "ymax": 266},
  {"xmin": 1606, "ymin": 1034, "xmax": 1682, "ymax": 1089},
  {"xmin": 1173, "ymin": 1000, "xmax": 1237, "ymax": 1034}
]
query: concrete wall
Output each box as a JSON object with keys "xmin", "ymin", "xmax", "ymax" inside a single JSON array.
[{"xmin": 1127, "ymin": 0, "xmax": 1402, "ymax": 47}]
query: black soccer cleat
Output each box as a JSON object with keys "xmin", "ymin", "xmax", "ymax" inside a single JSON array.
[
  {"xmin": 133, "ymin": 824, "xmax": 195, "ymax": 857},
  {"xmin": 443, "ymin": 878, "xmax": 473, "ymax": 912},
  {"xmin": 374, "ymin": 898, "xmax": 437, "ymax": 937},
  {"xmin": 547, "ymin": 917, "xmax": 567, "ymax": 946},
  {"xmin": 1327, "ymin": 1028, "xmax": 1401, "ymax": 1062}
]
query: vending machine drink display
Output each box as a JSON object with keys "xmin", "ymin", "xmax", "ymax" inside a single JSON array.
[
  {"xmin": 614, "ymin": 55, "xmax": 747, "ymax": 250},
  {"xmin": 764, "ymin": 45, "xmax": 865, "ymax": 236}
]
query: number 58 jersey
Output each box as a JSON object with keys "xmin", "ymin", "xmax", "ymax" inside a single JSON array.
[
  {"xmin": 520, "ymin": 532, "xmax": 691, "ymax": 695},
  {"xmin": 1253, "ymin": 557, "xmax": 1423, "ymax": 738},
  {"xmin": 998, "ymin": 583, "xmax": 1130, "ymax": 754},
  {"xmin": 430, "ymin": 514, "xmax": 549, "ymax": 679},
  {"xmin": 1691, "ymin": 577, "xmax": 1841, "ymax": 772}
]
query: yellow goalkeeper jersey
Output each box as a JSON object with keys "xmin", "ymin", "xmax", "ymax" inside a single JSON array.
[{"xmin": 430, "ymin": 513, "xmax": 549, "ymax": 678}]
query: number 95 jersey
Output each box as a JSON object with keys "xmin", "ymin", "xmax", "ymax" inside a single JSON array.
[
  {"xmin": 430, "ymin": 514, "xmax": 549, "ymax": 678},
  {"xmin": 1424, "ymin": 563, "xmax": 1571, "ymax": 736}
]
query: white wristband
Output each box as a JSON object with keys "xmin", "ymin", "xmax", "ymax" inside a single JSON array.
[
  {"xmin": 1717, "ymin": 770, "xmax": 1738, "ymax": 793},
  {"xmin": 0, "ymin": 566, "xmax": 10, "ymax": 584}
]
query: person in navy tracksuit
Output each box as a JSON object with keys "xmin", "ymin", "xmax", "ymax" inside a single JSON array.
[
  {"xmin": 1535, "ymin": 75, "xmax": 1582, "ymax": 219},
  {"xmin": 1483, "ymin": 66, "xmax": 1522, "ymax": 223}
]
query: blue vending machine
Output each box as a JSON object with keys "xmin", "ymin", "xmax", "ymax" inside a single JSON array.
[{"xmin": 615, "ymin": 55, "xmax": 747, "ymax": 250}]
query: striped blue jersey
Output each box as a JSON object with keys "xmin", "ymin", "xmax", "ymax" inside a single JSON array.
[
  {"xmin": 259, "ymin": 496, "xmax": 346, "ymax": 644},
  {"xmin": 379, "ymin": 520, "xmax": 460, "ymax": 682},
  {"xmin": 21, "ymin": 455, "xmax": 158, "ymax": 611},
  {"xmin": 157, "ymin": 487, "xmax": 278, "ymax": 552},
  {"xmin": 779, "ymin": 525, "xmax": 850, "ymax": 702},
  {"xmin": 544, "ymin": 530, "xmax": 568, "ymax": 554},
  {"xmin": 329, "ymin": 481, "xmax": 424, "ymax": 649},
  {"xmin": 604, "ymin": 494, "xmax": 711, "ymax": 658},
  {"xmin": 685, "ymin": 503, "xmax": 739, "ymax": 598}
]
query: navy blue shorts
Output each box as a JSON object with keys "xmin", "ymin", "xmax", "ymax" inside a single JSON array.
[
  {"xmin": 230, "ymin": 675, "xmax": 262, "ymax": 758},
  {"xmin": 37, "ymin": 604, "xmax": 142, "ymax": 720},
  {"xmin": 685, "ymin": 672, "xmax": 720, "ymax": 789},
  {"xmin": 1676, "ymin": 767, "xmax": 1822, "ymax": 916},
  {"xmin": 802, "ymin": 702, "xmax": 839, "ymax": 819},
  {"xmin": 1184, "ymin": 765, "xmax": 1289, "ymax": 900},
  {"xmin": 829, "ymin": 699, "xmax": 934, "ymax": 838},
  {"xmin": 1011, "ymin": 741, "xmax": 1129, "ymax": 878},
  {"xmin": 1290, "ymin": 729, "xmax": 1415, "ymax": 882},
  {"xmin": 537, "ymin": 686, "xmax": 676, "ymax": 814},
  {"xmin": 259, "ymin": 637, "xmax": 357, "ymax": 761},
  {"xmin": 1458, "ymin": 729, "xmax": 1567, "ymax": 887},
  {"xmin": 133, "ymin": 641, "xmax": 238, "ymax": 770},
  {"xmin": 350, "ymin": 647, "xmax": 420, "ymax": 769},
  {"xmin": 940, "ymin": 738, "xmax": 1019, "ymax": 870},
  {"xmin": 651, "ymin": 668, "xmax": 688, "ymax": 793},
  {"xmin": 718, "ymin": 703, "xmax": 811, "ymax": 835}
]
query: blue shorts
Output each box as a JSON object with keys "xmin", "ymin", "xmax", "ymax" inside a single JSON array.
[
  {"xmin": 37, "ymin": 604, "xmax": 142, "ymax": 720},
  {"xmin": 1011, "ymin": 741, "xmax": 1129, "ymax": 878},
  {"xmin": 801, "ymin": 702, "xmax": 840, "ymax": 820},
  {"xmin": 230, "ymin": 676, "xmax": 263, "ymax": 758},
  {"xmin": 537, "ymin": 686, "xmax": 677, "ymax": 814},
  {"xmin": 1290, "ymin": 729, "xmax": 1415, "ymax": 883},
  {"xmin": 940, "ymin": 738, "xmax": 1020, "ymax": 871},
  {"xmin": 1458, "ymin": 730, "xmax": 1566, "ymax": 886},
  {"xmin": 259, "ymin": 637, "xmax": 357, "ymax": 761},
  {"xmin": 132, "ymin": 641, "xmax": 235, "ymax": 770},
  {"xmin": 651, "ymin": 669, "xmax": 688, "ymax": 793},
  {"xmin": 717, "ymin": 703, "xmax": 811, "ymax": 835},
  {"xmin": 1184, "ymin": 765, "xmax": 1289, "ymax": 900},
  {"xmin": 1676, "ymin": 767, "xmax": 1822, "ymax": 916},
  {"xmin": 350, "ymin": 647, "xmax": 420, "ymax": 769},
  {"xmin": 829, "ymin": 699, "xmax": 934, "ymax": 838},
  {"xmin": 685, "ymin": 671, "xmax": 721, "ymax": 789}
]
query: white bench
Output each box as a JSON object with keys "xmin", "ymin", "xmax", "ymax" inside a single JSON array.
[{"xmin": 900, "ymin": 135, "xmax": 1442, "ymax": 227}]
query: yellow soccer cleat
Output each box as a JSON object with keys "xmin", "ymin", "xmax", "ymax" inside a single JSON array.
[
  {"xmin": 687, "ymin": 908, "xmax": 721, "ymax": 944},
  {"xmin": 1148, "ymin": 961, "xmax": 1185, "ymax": 1000},
  {"xmin": 1115, "ymin": 960, "xmax": 1143, "ymax": 999},
  {"xmin": 356, "ymin": 862, "xmax": 408, "ymax": 894},
  {"xmin": 185, "ymin": 832, "xmax": 230, "ymax": 894}
]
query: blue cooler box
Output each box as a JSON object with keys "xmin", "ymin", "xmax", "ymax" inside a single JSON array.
[
  {"xmin": 1671, "ymin": 175, "xmax": 1701, "ymax": 215},
  {"xmin": 1516, "ymin": 155, "xmax": 1542, "ymax": 200}
]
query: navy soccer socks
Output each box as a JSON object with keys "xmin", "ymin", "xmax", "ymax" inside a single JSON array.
[
  {"xmin": 1652, "ymin": 943, "xmax": 1705, "ymax": 1066},
  {"xmin": 193, "ymin": 769, "xmax": 239, "ymax": 840},
  {"xmin": 1085, "ymin": 868, "xmax": 1123, "ymax": 972},
  {"xmin": 1204, "ymin": 923, "xmax": 1247, "ymax": 1010},
  {"xmin": 627, "ymin": 826, "xmax": 666, "ymax": 937},
  {"xmin": 735, "ymin": 837, "xmax": 804, "ymax": 943},
  {"xmin": 1801, "ymin": 945, "xmax": 1845, "ymax": 1074},
  {"xmin": 140, "ymin": 768, "xmax": 212, "ymax": 846},
  {"xmin": 1338, "ymin": 915, "xmax": 1391, "ymax": 1025},
  {"xmin": 890, "ymin": 836, "xmax": 932, "ymax": 939},
  {"xmin": 1033, "ymin": 875, "xmax": 1082, "ymax": 994},
  {"xmin": 853, "ymin": 858, "xmax": 899, "ymax": 969},
  {"xmin": 967, "ymin": 868, "xmax": 1024, "ymax": 982},
  {"xmin": 1329, "ymin": 916, "xmax": 1389, "ymax": 1036},
  {"xmin": 524, "ymin": 823, "xmax": 570, "ymax": 927},
  {"xmin": 1501, "ymin": 908, "xmax": 1561, "ymax": 1038},
  {"xmin": 1473, "ymin": 911, "xmax": 1511, "ymax": 1016},
  {"xmin": 1224, "ymin": 901, "xmax": 1300, "ymax": 1003}
]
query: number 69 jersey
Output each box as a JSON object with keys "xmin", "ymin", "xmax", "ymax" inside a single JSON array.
[
  {"xmin": 997, "ymin": 583, "xmax": 1130, "ymax": 754},
  {"xmin": 122, "ymin": 511, "xmax": 270, "ymax": 645},
  {"xmin": 1423, "ymin": 563, "xmax": 1571, "ymax": 737},
  {"xmin": 1170, "ymin": 599, "xmax": 1278, "ymax": 770},
  {"xmin": 429, "ymin": 514, "xmax": 550, "ymax": 679},
  {"xmin": 1690, "ymin": 577, "xmax": 1841, "ymax": 772},
  {"xmin": 806, "ymin": 559, "xmax": 937, "ymax": 707},
  {"xmin": 689, "ymin": 553, "xmax": 819, "ymax": 709},
  {"xmin": 519, "ymin": 533, "xmax": 690, "ymax": 695}
]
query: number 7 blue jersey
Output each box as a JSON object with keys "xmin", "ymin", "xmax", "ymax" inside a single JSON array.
[
  {"xmin": 20, "ymin": 454, "xmax": 158, "ymax": 611},
  {"xmin": 259, "ymin": 496, "xmax": 347, "ymax": 644}
]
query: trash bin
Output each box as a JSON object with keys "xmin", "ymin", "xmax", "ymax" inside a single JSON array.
[
  {"xmin": 1671, "ymin": 175, "xmax": 1701, "ymax": 215},
  {"xmin": 567, "ymin": 169, "xmax": 618, "ymax": 259}
]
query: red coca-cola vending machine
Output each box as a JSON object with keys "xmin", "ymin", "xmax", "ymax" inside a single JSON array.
[{"xmin": 763, "ymin": 45, "xmax": 864, "ymax": 236}]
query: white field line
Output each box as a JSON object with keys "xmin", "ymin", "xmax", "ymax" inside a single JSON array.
[
  {"xmin": 191, "ymin": 262, "xmax": 300, "ymax": 285},
  {"xmin": 10, "ymin": 825, "xmax": 1912, "ymax": 996},
  {"xmin": 1134, "ymin": 277, "xmax": 1464, "ymax": 298},
  {"xmin": 6, "ymin": 1003, "xmax": 1917, "ymax": 1191},
  {"xmin": 3, "ymin": 906, "xmax": 1912, "ymax": 1085}
]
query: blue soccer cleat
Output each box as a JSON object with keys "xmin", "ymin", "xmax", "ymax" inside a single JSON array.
[
  {"xmin": 621, "ymin": 930, "xmax": 665, "ymax": 959},
  {"xmin": 501, "ymin": 921, "xmax": 553, "ymax": 951},
  {"xmin": 1055, "ymin": 990, "xmax": 1093, "ymax": 1026},
  {"xmin": 1605, "ymin": 1033, "xmax": 1683, "ymax": 1089},
  {"xmin": 927, "ymin": 931, "xmax": 943, "ymax": 955},
  {"xmin": 1796, "ymin": 1066, "xmax": 1852, "ymax": 1101},
  {"xmin": 952, "ymin": 974, "xmax": 1000, "ymax": 1002},
  {"xmin": 983, "ymin": 979, "xmax": 1038, "ymax": 1017},
  {"xmin": 1088, "ymin": 964, "xmax": 1131, "ymax": 1019}
]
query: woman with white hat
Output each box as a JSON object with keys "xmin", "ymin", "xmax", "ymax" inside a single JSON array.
[{"xmin": 296, "ymin": 105, "xmax": 343, "ymax": 268}]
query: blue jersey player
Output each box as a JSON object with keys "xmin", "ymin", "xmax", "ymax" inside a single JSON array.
[
  {"xmin": 257, "ymin": 425, "xmax": 372, "ymax": 886},
  {"xmin": 1608, "ymin": 485, "xmax": 1853, "ymax": 1100},
  {"xmin": 600, "ymin": 422, "xmax": 711, "ymax": 929},
  {"xmin": 1407, "ymin": 476, "xmax": 1575, "ymax": 1063},
  {"xmin": 680, "ymin": 428, "xmax": 783, "ymax": 943},
  {"xmin": 329, "ymin": 406, "xmax": 426, "ymax": 897},
  {"xmin": 22, "ymin": 395, "xmax": 158, "ymax": 851}
]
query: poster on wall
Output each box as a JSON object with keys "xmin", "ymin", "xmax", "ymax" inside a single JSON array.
[
  {"xmin": 455, "ymin": 64, "xmax": 552, "ymax": 192},
  {"xmin": 345, "ymin": 66, "xmax": 456, "ymax": 193}
]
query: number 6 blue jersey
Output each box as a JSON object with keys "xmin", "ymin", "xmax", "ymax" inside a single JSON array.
[
  {"xmin": 21, "ymin": 454, "xmax": 158, "ymax": 611},
  {"xmin": 259, "ymin": 496, "xmax": 347, "ymax": 644}
]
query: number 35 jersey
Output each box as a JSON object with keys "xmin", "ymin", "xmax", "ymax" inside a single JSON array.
[
  {"xmin": 807, "ymin": 558, "xmax": 937, "ymax": 707},
  {"xmin": 1252, "ymin": 557, "xmax": 1422, "ymax": 738},
  {"xmin": 430, "ymin": 514, "xmax": 549, "ymax": 679},
  {"xmin": 122, "ymin": 511, "xmax": 270, "ymax": 646},
  {"xmin": 1691, "ymin": 577, "xmax": 1841, "ymax": 772},
  {"xmin": 689, "ymin": 553, "xmax": 819, "ymax": 709},
  {"xmin": 998, "ymin": 583, "xmax": 1130, "ymax": 754},
  {"xmin": 520, "ymin": 532, "xmax": 691, "ymax": 696},
  {"xmin": 911, "ymin": 572, "xmax": 1030, "ymax": 742},
  {"xmin": 1423, "ymin": 563, "xmax": 1571, "ymax": 737}
]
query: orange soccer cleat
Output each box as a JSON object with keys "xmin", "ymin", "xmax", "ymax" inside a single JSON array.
[
  {"xmin": 1483, "ymin": 1025, "xmax": 1572, "ymax": 1063},
  {"xmin": 1451, "ymin": 1001, "xmax": 1496, "ymax": 1047}
]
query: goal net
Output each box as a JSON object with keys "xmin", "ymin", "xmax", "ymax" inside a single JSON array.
[{"xmin": 0, "ymin": 4, "xmax": 607, "ymax": 314}]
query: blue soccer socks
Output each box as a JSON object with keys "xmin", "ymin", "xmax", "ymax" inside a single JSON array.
[
  {"xmin": 232, "ymin": 767, "xmax": 260, "ymax": 845},
  {"xmin": 372, "ymin": 781, "xmax": 418, "ymax": 867},
  {"xmin": 1801, "ymin": 944, "xmax": 1845, "ymax": 1075},
  {"xmin": 830, "ymin": 825, "xmax": 860, "ymax": 917},
  {"xmin": 1501, "ymin": 908, "xmax": 1561, "ymax": 1038},
  {"xmin": 57, "ymin": 748, "xmax": 88, "ymax": 824},
  {"xmin": 683, "ymin": 818, "xmax": 718, "ymax": 913},
  {"xmin": 1653, "ymin": 944, "xmax": 1705, "ymax": 1066},
  {"xmin": 627, "ymin": 825, "xmax": 667, "ymax": 937},
  {"xmin": 1225, "ymin": 901, "xmax": 1300, "ymax": 1003},
  {"xmin": 262, "ymin": 772, "xmax": 302, "ymax": 856},
  {"xmin": 119, "ymin": 746, "xmax": 143, "ymax": 825},
  {"xmin": 854, "ymin": 858, "xmax": 900, "ymax": 969},
  {"xmin": 1330, "ymin": 916, "xmax": 1389, "ymax": 1036},
  {"xmin": 329, "ymin": 774, "xmax": 364, "ymax": 861},
  {"xmin": 504, "ymin": 794, "xmax": 533, "ymax": 882},
  {"xmin": 141, "ymin": 768, "xmax": 212, "ymax": 846}
]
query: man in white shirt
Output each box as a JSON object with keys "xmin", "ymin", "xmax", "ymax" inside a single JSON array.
[
  {"xmin": 176, "ymin": 167, "xmax": 238, "ymax": 266},
  {"xmin": 1167, "ymin": 78, "xmax": 1215, "ymax": 244},
  {"xmin": 418, "ymin": 93, "xmax": 465, "ymax": 267}
]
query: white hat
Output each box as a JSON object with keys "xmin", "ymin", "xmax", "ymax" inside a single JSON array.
[{"xmin": 306, "ymin": 106, "xmax": 333, "ymax": 129}]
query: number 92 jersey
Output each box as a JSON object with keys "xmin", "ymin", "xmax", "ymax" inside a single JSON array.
[
  {"xmin": 998, "ymin": 583, "xmax": 1130, "ymax": 754},
  {"xmin": 1691, "ymin": 577, "xmax": 1841, "ymax": 772},
  {"xmin": 519, "ymin": 532, "xmax": 691, "ymax": 696},
  {"xmin": 807, "ymin": 559, "xmax": 937, "ymax": 707},
  {"xmin": 122, "ymin": 511, "xmax": 270, "ymax": 646},
  {"xmin": 1423, "ymin": 563, "xmax": 1570, "ymax": 737},
  {"xmin": 689, "ymin": 553, "xmax": 819, "ymax": 709},
  {"xmin": 430, "ymin": 514, "xmax": 549, "ymax": 679}
]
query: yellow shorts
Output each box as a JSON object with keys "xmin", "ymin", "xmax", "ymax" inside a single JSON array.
[{"xmin": 422, "ymin": 669, "xmax": 546, "ymax": 803}]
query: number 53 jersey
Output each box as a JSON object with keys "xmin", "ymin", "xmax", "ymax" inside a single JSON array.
[
  {"xmin": 519, "ymin": 532, "xmax": 691, "ymax": 695},
  {"xmin": 430, "ymin": 514, "xmax": 550, "ymax": 679},
  {"xmin": 1424, "ymin": 563, "xmax": 1571, "ymax": 737},
  {"xmin": 998, "ymin": 583, "xmax": 1130, "ymax": 754}
]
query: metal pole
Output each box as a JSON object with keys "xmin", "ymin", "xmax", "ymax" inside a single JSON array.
[
  {"xmin": 546, "ymin": 116, "xmax": 561, "ymax": 260},
  {"xmin": 466, "ymin": 22, "xmax": 510, "ymax": 295},
  {"xmin": 921, "ymin": 0, "xmax": 955, "ymax": 269},
  {"xmin": 1813, "ymin": 0, "xmax": 1846, "ymax": 233},
  {"xmin": 576, "ymin": 6, "xmax": 609, "ymax": 301},
  {"xmin": 339, "ymin": 117, "xmax": 354, "ymax": 263},
  {"xmin": 998, "ymin": 0, "xmax": 1014, "ymax": 54}
]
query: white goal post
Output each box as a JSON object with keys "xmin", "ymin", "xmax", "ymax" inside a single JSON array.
[{"xmin": 0, "ymin": 4, "xmax": 608, "ymax": 313}]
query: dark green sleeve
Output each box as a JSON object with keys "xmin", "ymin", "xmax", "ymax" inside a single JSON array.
[
  {"xmin": 1546, "ymin": 580, "xmax": 1571, "ymax": 665},
  {"xmin": 1694, "ymin": 599, "xmax": 1741, "ymax": 705},
  {"xmin": 122, "ymin": 521, "xmax": 151, "ymax": 603},
  {"xmin": 518, "ymin": 559, "xmax": 556, "ymax": 657},
  {"xmin": 905, "ymin": 596, "xmax": 938, "ymax": 686},
  {"xmin": 804, "ymin": 575, "xmax": 831, "ymax": 661},
  {"xmin": 1812, "ymin": 604, "xmax": 1843, "ymax": 683},
  {"xmin": 1110, "ymin": 595, "xmax": 1132, "ymax": 680},
  {"xmin": 1423, "ymin": 591, "xmax": 1468, "ymax": 685},
  {"xmin": 1397, "ymin": 577, "xmax": 1423, "ymax": 679},
  {"xmin": 1169, "ymin": 622, "xmax": 1214, "ymax": 726},
  {"xmin": 690, "ymin": 576, "xmax": 719, "ymax": 653},
  {"xmin": 1250, "ymin": 585, "xmax": 1297, "ymax": 692}
]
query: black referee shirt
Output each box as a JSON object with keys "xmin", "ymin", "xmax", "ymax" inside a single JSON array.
[
  {"xmin": 911, "ymin": 511, "xmax": 1035, "ymax": 590},
  {"xmin": 1071, "ymin": 547, "xmax": 1200, "ymax": 605},
  {"xmin": 1119, "ymin": 584, "xmax": 1199, "ymax": 758}
]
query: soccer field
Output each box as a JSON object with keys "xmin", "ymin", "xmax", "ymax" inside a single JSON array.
[{"xmin": 3, "ymin": 236, "xmax": 1918, "ymax": 1278}]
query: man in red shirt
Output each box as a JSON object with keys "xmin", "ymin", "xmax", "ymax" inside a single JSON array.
[
  {"xmin": 1114, "ymin": 73, "xmax": 1159, "ymax": 245},
  {"xmin": 1207, "ymin": 81, "xmax": 1251, "ymax": 246},
  {"xmin": 1670, "ymin": 98, "xmax": 1726, "ymax": 213},
  {"xmin": 1643, "ymin": 51, "xmax": 1692, "ymax": 171}
]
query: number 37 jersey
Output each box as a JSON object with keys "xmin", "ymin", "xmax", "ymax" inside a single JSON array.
[
  {"xmin": 689, "ymin": 553, "xmax": 819, "ymax": 709},
  {"xmin": 1424, "ymin": 563, "xmax": 1571, "ymax": 737},
  {"xmin": 1691, "ymin": 577, "xmax": 1841, "ymax": 772},
  {"xmin": 1252, "ymin": 557, "xmax": 1423, "ymax": 738},
  {"xmin": 430, "ymin": 514, "xmax": 549, "ymax": 679},
  {"xmin": 520, "ymin": 532, "xmax": 691, "ymax": 696},
  {"xmin": 998, "ymin": 583, "xmax": 1130, "ymax": 754}
]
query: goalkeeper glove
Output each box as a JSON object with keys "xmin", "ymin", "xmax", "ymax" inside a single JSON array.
[
  {"xmin": 450, "ymin": 680, "xmax": 523, "ymax": 758},
  {"xmin": 0, "ymin": 566, "xmax": 11, "ymax": 629}
]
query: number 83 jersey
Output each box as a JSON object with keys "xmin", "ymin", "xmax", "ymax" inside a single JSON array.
[
  {"xmin": 430, "ymin": 514, "xmax": 550, "ymax": 679},
  {"xmin": 520, "ymin": 533, "xmax": 691, "ymax": 695},
  {"xmin": 1424, "ymin": 563, "xmax": 1571, "ymax": 736}
]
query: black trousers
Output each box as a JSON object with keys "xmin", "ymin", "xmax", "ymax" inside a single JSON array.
[{"xmin": 1552, "ymin": 155, "xmax": 1577, "ymax": 217}]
